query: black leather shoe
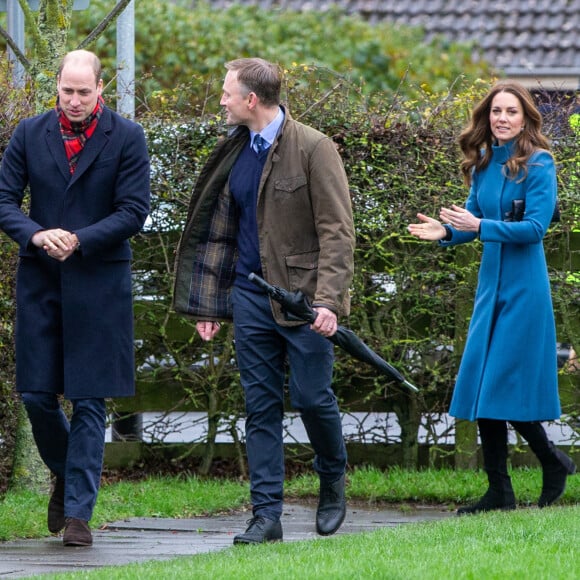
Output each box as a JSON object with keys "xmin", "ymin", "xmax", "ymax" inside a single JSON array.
[
  {"xmin": 316, "ymin": 474, "xmax": 346, "ymax": 536},
  {"xmin": 538, "ymin": 449, "xmax": 577, "ymax": 508},
  {"xmin": 47, "ymin": 477, "xmax": 65, "ymax": 534},
  {"xmin": 63, "ymin": 518, "xmax": 93, "ymax": 547},
  {"xmin": 233, "ymin": 515, "xmax": 283, "ymax": 545}
]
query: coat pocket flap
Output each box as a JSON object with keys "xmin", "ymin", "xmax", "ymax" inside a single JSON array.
[
  {"xmin": 274, "ymin": 175, "xmax": 308, "ymax": 192},
  {"xmin": 285, "ymin": 250, "xmax": 319, "ymax": 270}
]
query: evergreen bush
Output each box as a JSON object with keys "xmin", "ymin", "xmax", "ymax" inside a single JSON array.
[
  {"xmin": 0, "ymin": 60, "xmax": 33, "ymax": 494},
  {"xmin": 128, "ymin": 70, "xmax": 579, "ymax": 470},
  {"xmin": 63, "ymin": 0, "xmax": 491, "ymax": 110},
  {"xmin": 0, "ymin": 2, "xmax": 577, "ymax": 478}
]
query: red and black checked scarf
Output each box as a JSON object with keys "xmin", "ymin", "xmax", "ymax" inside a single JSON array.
[{"xmin": 57, "ymin": 95, "xmax": 105, "ymax": 174}]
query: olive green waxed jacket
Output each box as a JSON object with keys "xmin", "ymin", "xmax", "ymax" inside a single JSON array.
[{"xmin": 173, "ymin": 109, "xmax": 355, "ymax": 326}]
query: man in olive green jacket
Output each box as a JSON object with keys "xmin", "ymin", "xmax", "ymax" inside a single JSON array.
[{"xmin": 173, "ymin": 58, "xmax": 355, "ymax": 545}]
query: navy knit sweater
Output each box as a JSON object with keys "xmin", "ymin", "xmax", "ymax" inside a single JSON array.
[{"xmin": 230, "ymin": 141, "xmax": 268, "ymax": 292}]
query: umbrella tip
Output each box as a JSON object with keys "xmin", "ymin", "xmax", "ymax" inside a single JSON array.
[{"xmin": 403, "ymin": 380, "xmax": 420, "ymax": 393}]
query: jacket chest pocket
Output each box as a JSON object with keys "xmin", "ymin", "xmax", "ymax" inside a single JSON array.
[{"xmin": 273, "ymin": 175, "xmax": 308, "ymax": 202}]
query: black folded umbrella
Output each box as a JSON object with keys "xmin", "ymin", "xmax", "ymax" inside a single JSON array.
[{"xmin": 248, "ymin": 273, "xmax": 418, "ymax": 393}]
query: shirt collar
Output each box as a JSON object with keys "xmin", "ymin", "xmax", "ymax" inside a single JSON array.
[{"xmin": 250, "ymin": 106, "xmax": 284, "ymax": 147}]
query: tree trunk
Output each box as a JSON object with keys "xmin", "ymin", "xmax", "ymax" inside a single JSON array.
[
  {"xmin": 454, "ymin": 419, "xmax": 478, "ymax": 469},
  {"xmin": 198, "ymin": 388, "xmax": 218, "ymax": 476},
  {"xmin": 453, "ymin": 246, "xmax": 479, "ymax": 469},
  {"xmin": 9, "ymin": 402, "xmax": 50, "ymax": 493},
  {"xmin": 393, "ymin": 394, "xmax": 420, "ymax": 468}
]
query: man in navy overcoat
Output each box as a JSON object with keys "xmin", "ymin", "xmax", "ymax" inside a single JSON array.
[{"xmin": 0, "ymin": 50, "xmax": 150, "ymax": 546}]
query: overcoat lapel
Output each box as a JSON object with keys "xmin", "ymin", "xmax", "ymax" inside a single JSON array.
[
  {"xmin": 68, "ymin": 108, "xmax": 112, "ymax": 188},
  {"xmin": 45, "ymin": 114, "xmax": 71, "ymax": 182}
]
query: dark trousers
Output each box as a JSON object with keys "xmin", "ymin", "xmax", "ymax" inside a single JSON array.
[
  {"xmin": 232, "ymin": 286, "xmax": 346, "ymax": 521},
  {"xmin": 21, "ymin": 392, "xmax": 106, "ymax": 522}
]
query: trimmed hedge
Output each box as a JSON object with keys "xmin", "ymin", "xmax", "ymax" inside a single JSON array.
[
  {"xmin": 0, "ymin": 62, "xmax": 32, "ymax": 493},
  {"xmin": 127, "ymin": 72, "xmax": 579, "ymax": 470},
  {"xmin": 0, "ymin": 33, "xmax": 577, "ymax": 481}
]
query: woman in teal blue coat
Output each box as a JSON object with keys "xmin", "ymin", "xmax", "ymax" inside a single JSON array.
[{"xmin": 409, "ymin": 81, "xmax": 576, "ymax": 514}]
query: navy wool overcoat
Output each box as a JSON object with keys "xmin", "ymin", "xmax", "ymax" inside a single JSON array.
[{"xmin": 0, "ymin": 107, "xmax": 150, "ymax": 399}]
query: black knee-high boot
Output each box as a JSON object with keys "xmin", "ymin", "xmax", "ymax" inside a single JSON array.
[
  {"xmin": 457, "ymin": 419, "xmax": 516, "ymax": 515},
  {"xmin": 510, "ymin": 421, "xmax": 577, "ymax": 507}
]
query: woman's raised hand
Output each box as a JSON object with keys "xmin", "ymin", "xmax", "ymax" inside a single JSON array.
[{"xmin": 408, "ymin": 213, "xmax": 447, "ymax": 241}]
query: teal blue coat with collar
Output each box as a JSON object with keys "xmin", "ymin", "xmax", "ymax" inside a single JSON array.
[{"xmin": 442, "ymin": 141, "xmax": 560, "ymax": 421}]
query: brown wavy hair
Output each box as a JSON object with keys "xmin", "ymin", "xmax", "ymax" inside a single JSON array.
[{"xmin": 458, "ymin": 80, "xmax": 552, "ymax": 186}]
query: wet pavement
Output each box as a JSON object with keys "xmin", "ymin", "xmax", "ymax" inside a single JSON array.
[{"xmin": 0, "ymin": 502, "xmax": 452, "ymax": 578}]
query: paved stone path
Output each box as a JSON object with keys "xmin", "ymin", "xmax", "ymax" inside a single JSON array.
[{"xmin": 0, "ymin": 503, "xmax": 451, "ymax": 578}]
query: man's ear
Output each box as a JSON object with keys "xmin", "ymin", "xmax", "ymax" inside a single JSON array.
[{"xmin": 248, "ymin": 92, "xmax": 259, "ymax": 109}]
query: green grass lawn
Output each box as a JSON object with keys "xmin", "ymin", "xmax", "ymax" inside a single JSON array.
[
  {"xmin": 41, "ymin": 506, "xmax": 578, "ymax": 580},
  {"xmin": 1, "ymin": 466, "xmax": 578, "ymax": 579}
]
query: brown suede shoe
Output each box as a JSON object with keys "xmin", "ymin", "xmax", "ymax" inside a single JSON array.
[
  {"xmin": 63, "ymin": 518, "xmax": 93, "ymax": 547},
  {"xmin": 47, "ymin": 478, "xmax": 65, "ymax": 534}
]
